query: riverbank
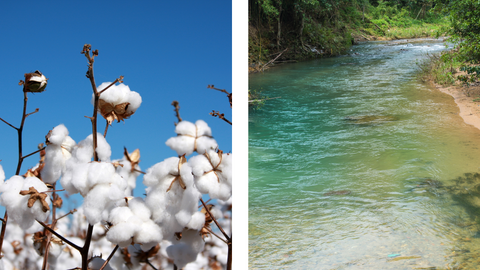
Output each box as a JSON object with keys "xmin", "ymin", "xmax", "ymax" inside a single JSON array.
[{"xmin": 434, "ymin": 82, "xmax": 480, "ymax": 130}]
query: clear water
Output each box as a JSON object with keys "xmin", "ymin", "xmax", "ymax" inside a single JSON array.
[{"xmin": 249, "ymin": 39, "xmax": 480, "ymax": 269}]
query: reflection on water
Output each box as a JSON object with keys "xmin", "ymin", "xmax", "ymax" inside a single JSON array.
[{"xmin": 249, "ymin": 38, "xmax": 480, "ymax": 269}]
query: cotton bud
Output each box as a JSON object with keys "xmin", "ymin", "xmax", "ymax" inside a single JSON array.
[{"xmin": 23, "ymin": 70, "xmax": 48, "ymax": 92}]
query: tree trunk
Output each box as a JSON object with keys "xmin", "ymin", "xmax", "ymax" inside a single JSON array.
[{"xmin": 277, "ymin": 4, "xmax": 282, "ymax": 49}]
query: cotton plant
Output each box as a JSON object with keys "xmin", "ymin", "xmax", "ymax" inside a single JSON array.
[{"xmin": 0, "ymin": 45, "xmax": 231, "ymax": 270}]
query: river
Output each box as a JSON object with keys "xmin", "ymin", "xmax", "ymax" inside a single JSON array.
[{"xmin": 249, "ymin": 38, "xmax": 480, "ymax": 269}]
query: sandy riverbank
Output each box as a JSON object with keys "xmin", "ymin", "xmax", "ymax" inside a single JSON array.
[{"xmin": 434, "ymin": 82, "xmax": 480, "ymax": 130}]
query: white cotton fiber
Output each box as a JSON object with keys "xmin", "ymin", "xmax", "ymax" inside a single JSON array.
[
  {"xmin": 175, "ymin": 121, "xmax": 196, "ymax": 136},
  {"xmin": 166, "ymin": 229, "xmax": 205, "ymax": 269},
  {"xmin": 195, "ymin": 120, "xmax": 212, "ymax": 136},
  {"xmin": 165, "ymin": 136, "xmax": 195, "ymax": 156},
  {"xmin": 195, "ymin": 136, "xmax": 218, "ymax": 155},
  {"xmin": 189, "ymin": 150, "xmax": 232, "ymax": 201},
  {"xmin": 165, "ymin": 120, "xmax": 218, "ymax": 156},
  {"xmin": 0, "ymin": 176, "xmax": 50, "ymax": 231},
  {"xmin": 47, "ymin": 124, "xmax": 69, "ymax": 145},
  {"xmin": 96, "ymin": 82, "xmax": 142, "ymax": 113},
  {"xmin": 42, "ymin": 124, "xmax": 76, "ymax": 184},
  {"xmin": 186, "ymin": 212, "xmax": 206, "ymax": 231}
]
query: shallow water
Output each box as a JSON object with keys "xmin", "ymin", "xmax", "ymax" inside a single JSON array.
[{"xmin": 249, "ymin": 38, "xmax": 480, "ymax": 269}]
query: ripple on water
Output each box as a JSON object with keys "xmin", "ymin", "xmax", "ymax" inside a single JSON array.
[{"xmin": 249, "ymin": 38, "xmax": 480, "ymax": 269}]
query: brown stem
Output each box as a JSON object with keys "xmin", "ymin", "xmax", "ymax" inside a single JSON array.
[
  {"xmin": 1, "ymin": 90, "xmax": 32, "ymax": 258},
  {"xmin": 98, "ymin": 77, "xmax": 122, "ymax": 95},
  {"xmin": 37, "ymin": 220, "xmax": 82, "ymax": 251},
  {"xmin": 41, "ymin": 184, "xmax": 58, "ymax": 270},
  {"xmin": 25, "ymin": 108, "xmax": 40, "ymax": 118},
  {"xmin": 99, "ymin": 245, "xmax": 119, "ymax": 270},
  {"xmin": 204, "ymin": 226, "xmax": 228, "ymax": 244},
  {"xmin": 57, "ymin": 209, "xmax": 77, "ymax": 221},
  {"xmin": 23, "ymin": 146, "xmax": 46, "ymax": 159},
  {"xmin": 0, "ymin": 117, "xmax": 18, "ymax": 130},
  {"xmin": 200, "ymin": 199, "xmax": 230, "ymax": 241},
  {"xmin": 83, "ymin": 44, "xmax": 100, "ymax": 270},
  {"xmin": 171, "ymin": 100, "xmax": 182, "ymax": 125},
  {"xmin": 147, "ymin": 260, "xmax": 159, "ymax": 270},
  {"xmin": 133, "ymin": 168, "xmax": 146, "ymax": 175},
  {"xmin": 207, "ymin": 85, "xmax": 231, "ymax": 95},
  {"xmin": 104, "ymin": 119, "xmax": 109, "ymax": 138}
]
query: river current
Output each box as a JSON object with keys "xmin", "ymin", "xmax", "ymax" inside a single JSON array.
[{"xmin": 249, "ymin": 38, "xmax": 480, "ymax": 269}]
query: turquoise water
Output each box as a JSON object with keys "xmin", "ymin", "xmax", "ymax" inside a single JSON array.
[{"xmin": 249, "ymin": 39, "xmax": 480, "ymax": 269}]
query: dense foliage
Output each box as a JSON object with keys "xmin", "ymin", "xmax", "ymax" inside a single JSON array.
[{"xmin": 249, "ymin": 0, "xmax": 445, "ymax": 70}]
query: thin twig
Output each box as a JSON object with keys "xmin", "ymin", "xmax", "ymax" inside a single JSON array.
[
  {"xmin": 25, "ymin": 108, "xmax": 39, "ymax": 118},
  {"xmin": 261, "ymin": 47, "xmax": 288, "ymax": 69},
  {"xmin": 133, "ymin": 168, "xmax": 146, "ymax": 174},
  {"xmin": 98, "ymin": 76, "xmax": 123, "ymax": 95},
  {"xmin": 23, "ymin": 146, "xmax": 46, "ymax": 159},
  {"xmin": 57, "ymin": 209, "xmax": 77, "ymax": 221},
  {"xmin": 104, "ymin": 119, "xmax": 109, "ymax": 138},
  {"xmin": 42, "ymin": 183, "xmax": 58, "ymax": 270},
  {"xmin": 171, "ymin": 100, "xmax": 182, "ymax": 125},
  {"xmin": 36, "ymin": 220, "xmax": 82, "ymax": 251},
  {"xmin": 200, "ymin": 198, "xmax": 230, "ymax": 241},
  {"xmin": 99, "ymin": 245, "xmax": 119, "ymax": 270},
  {"xmin": 0, "ymin": 117, "xmax": 18, "ymax": 130},
  {"xmin": 207, "ymin": 85, "xmax": 231, "ymax": 95},
  {"xmin": 209, "ymin": 111, "xmax": 232, "ymax": 125},
  {"xmin": 146, "ymin": 260, "xmax": 159, "ymax": 270},
  {"xmin": 204, "ymin": 226, "xmax": 228, "ymax": 244}
]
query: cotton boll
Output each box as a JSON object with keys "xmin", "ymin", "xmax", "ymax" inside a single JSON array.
[
  {"xmin": 165, "ymin": 136, "xmax": 195, "ymax": 156},
  {"xmin": 195, "ymin": 120, "xmax": 212, "ymax": 136},
  {"xmin": 61, "ymin": 159, "xmax": 88, "ymax": 195},
  {"xmin": 0, "ymin": 176, "xmax": 50, "ymax": 230},
  {"xmin": 134, "ymin": 220, "xmax": 162, "ymax": 250},
  {"xmin": 83, "ymin": 184, "xmax": 115, "ymax": 224},
  {"xmin": 195, "ymin": 136, "xmax": 218, "ymax": 155},
  {"xmin": 126, "ymin": 91, "xmax": 142, "ymax": 113},
  {"xmin": 186, "ymin": 212, "xmax": 206, "ymax": 231},
  {"xmin": 86, "ymin": 162, "xmax": 115, "ymax": 188},
  {"xmin": 190, "ymin": 151, "xmax": 232, "ymax": 201},
  {"xmin": 166, "ymin": 229, "xmax": 205, "ymax": 269},
  {"xmin": 46, "ymin": 124, "xmax": 69, "ymax": 145},
  {"xmin": 96, "ymin": 134, "xmax": 112, "ymax": 161},
  {"xmin": 128, "ymin": 197, "xmax": 151, "ymax": 221},
  {"xmin": 175, "ymin": 120, "xmax": 196, "ymax": 136}
]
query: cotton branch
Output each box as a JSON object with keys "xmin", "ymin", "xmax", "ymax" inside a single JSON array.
[
  {"xmin": 207, "ymin": 85, "xmax": 232, "ymax": 108},
  {"xmin": 171, "ymin": 100, "xmax": 182, "ymax": 125},
  {"xmin": 210, "ymin": 110, "xmax": 232, "ymax": 125}
]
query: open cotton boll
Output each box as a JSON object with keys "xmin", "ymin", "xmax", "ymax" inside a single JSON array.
[
  {"xmin": 166, "ymin": 229, "xmax": 205, "ymax": 269},
  {"xmin": 46, "ymin": 124, "xmax": 69, "ymax": 145},
  {"xmin": 189, "ymin": 150, "xmax": 232, "ymax": 201},
  {"xmin": 83, "ymin": 184, "xmax": 124, "ymax": 224},
  {"xmin": 0, "ymin": 176, "xmax": 50, "ymax": 231},
  {"xmin": 86, "ymin": 162, "xmax": 116, "ymax": 188},
  {"xmin": 165, "ymin": 120, "xmax": 218, "ymax": 156},
  {"xmin": 186, "ymin": 211, "xmax": 206, "ymax": 231},
  {"xmin": 94, "ymin": 82, "xmax": 142, "ymax": 124}
]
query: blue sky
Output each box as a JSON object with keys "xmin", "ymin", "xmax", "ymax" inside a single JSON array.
[{"xmin": 0, "ymin": 2, "xmax": 233, "ymax": 208}]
